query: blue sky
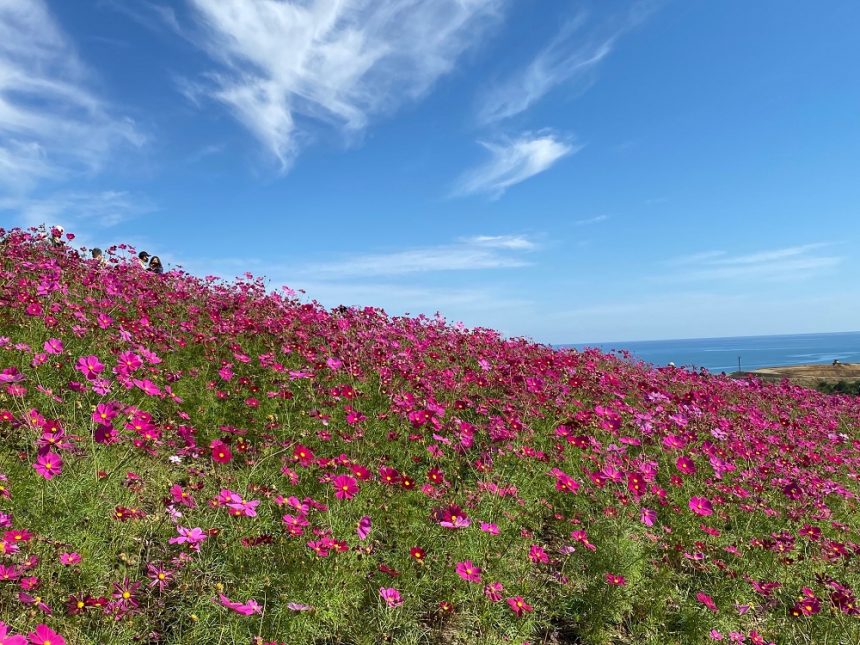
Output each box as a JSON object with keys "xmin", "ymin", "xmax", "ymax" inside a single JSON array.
[{"xmin": 1, "ymin": 0, "xmax": 858, "ymax": 343}]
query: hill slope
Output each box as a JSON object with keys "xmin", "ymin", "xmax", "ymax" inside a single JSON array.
[{"xmin": 0, "ymin": 228, "xmax": 858, "ymax": 644}]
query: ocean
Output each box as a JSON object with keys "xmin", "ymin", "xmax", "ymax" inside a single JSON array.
[{"xmin": 564, "ymin": 331, "xmax": 860, "ymax": 373}]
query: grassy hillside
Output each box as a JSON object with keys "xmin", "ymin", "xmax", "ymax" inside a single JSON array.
[{"xmin": 0, "ymin": 228, "xmax": 858, "ymax": 644}]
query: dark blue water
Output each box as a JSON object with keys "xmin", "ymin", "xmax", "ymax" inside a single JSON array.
[{"xmin": 564, "ymin": 331, "xmax": 860, "ymax": 373}]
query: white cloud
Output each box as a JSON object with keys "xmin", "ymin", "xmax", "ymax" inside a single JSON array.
[
  {"xmin": 301, "ymin": 234, "xmax": 538, "ymax": 277},
  {"xmin": 0, "ymin": 0, "xmax": 144, "ymax": 191},
  {"xmin": 547, "ymin": 290, "xmax": 860, "ymax": 345},
  {"xmin": 574, "ymin": 214, "xmax": 609, "ymax": 226},
  {"xmin": 476, "ymin": 4, "xmax": 653, "ymax": 124},
  {"xmin": 464, "ymin": 234, "xmax": 538, "ymax": 250},
  {"xmin": 0, "ymin": 191, "xmax": 155, "ymax": 229},
  {"xmin": 454, "ymin": 133, "xmax": 576, "ymax": 198},
  {"xmin": 185, "ymin": 0, "xmax": 503, "ymax": 169},
  {"xmin": 283, "ymin": 280, "xmax": 531, "ymax": 314},
  {"xmin": 660, "ymin": 243, "xmax": 842, "ymax": 282}
]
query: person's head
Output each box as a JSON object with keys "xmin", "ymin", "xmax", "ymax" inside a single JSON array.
[
  {"xmin": 91, "ymin": 248, "xmax": 103, "ymax": 259},
  {"xmin": 150, "ymin": 256, "xmax": 162, "ymax": 267},
  {"xmin": 138, "ymin": 251, "xmax": 150, "ymax": 262}
]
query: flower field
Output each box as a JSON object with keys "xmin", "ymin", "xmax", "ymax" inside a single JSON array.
[{"xmin": 0, "ymin": 228, "xmax": 858, "ymax": 644}]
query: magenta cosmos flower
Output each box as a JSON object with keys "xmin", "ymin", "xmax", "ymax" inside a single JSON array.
[
  {"xmin": 59, "ymin": 552, "xmax": 80, "ymax": 566},
  {"xmin": 169, "ymin": 526, "xmax": 208, "ymax": 549},
  {"xmin": 506, "ymin": 596, "xmax": 533, "ymax": 617},
  {"xmin": 436, "ymin": 504, "xmax": 470, "ymax": 529},
  {"xmin": 75, "ymin": 355, "xmax": 104, "ymax": 380},
  {"xmin": 332, "ymin": 475, "xmax": 359, "ymax": 500},
  {"xmin": 689, "ymin": 496, "xmax": 714, "ymax": 516},
  {"xmin": 27, "ymin": 624, "xmax": 65, "ymax": 645},
  {"xmin": 43, "ymin": 338, "xmax": 63, "ymax": 355},
  {"xmin": 33, "ymin": 452, "xmax": 62, "ymax": 480},
  {"xmin": 640, "ymin": 508, "xmax": 657, "ymax": 527},
  {"xmin": 0, "ymin": 621, "xmax": 26, "ymax": 645},
  {"xmin": 356, "ymin": 516, "xmax": 372, "ymax": 540},
  {"xmin": 218, "ymin": 593, "xmax": 262, "ymax": 616},
  {"xmin": 484, "ymin": 581, "xmax": 504, "ymax": 602},
  {"xmin": 379, "ymin": 587, "xmax": 403, "ymax": 608},
  {"xmin": 455, "ymin": 560, "xmax": 482, "ymax": 583},
  {"xmin": 696, "ymin": 591, "xmax": 718, "ymax": 612},
  {"xmin": 210, "ymin": 440, "xmax": 233, "ymax": 464}
]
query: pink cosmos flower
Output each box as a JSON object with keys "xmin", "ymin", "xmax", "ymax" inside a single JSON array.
[
  {"xmin": 506, "ymin": 596, "xmax": 533, "ymax": 617},
  {"xmin": 170, "ymin": 484, "xmax": 197, "ymax": 508},
  {"xmin": 282, "ymin": 513, "xmax": 309, "ymax": 536},
  {"xmin": 332, "ymin": 474, "xmax": 359, "ymax": 500},
  {"xmin": 605, "ymin": 573, "xmax": 626, "ymax": 586},
  {"xmin": 357, "ymin": 516, "xmax": 372, "ymax": 540},
  {"xmin": 379, "ymin": 587, "xmax": 403, "ymax": 608},
  {"xmin": 115, "ymin": 352, "xmax": 142, "ymax": 374},
  {"xmin": 640, "ymin": 508, "xmax": 657, "ymax": 527},
  {"xmin": 0, "ymin": 621, "xmax": 26, "ymax": 645},
  {"xmin": 689, "ymin": 496, "xmax": 714, "ymax": 517},
  {"xmin": 696, "ymin": 592, "xmax": 718, "ymax": 612},
  {"xmin": 59, "ymin": 552, "xmax": 80, "ymax": 566},
  {"xmin": 552, "ymin": 469, "xmax": 580, "ymax": 494},
  {"xmin": 169, "ymin": 526, "xmax": 208, "ymax": 549},
  {"xmin": 437, "ymin": 504, "xmax": 470, "ymax": 529},
  {"xmin": 43, "ymin": 339, "xmax": 63, "ymax": 355},
  {"xmin": 0, "ymin": 368, "xmax": 24, "ymax": 384},
  {"xmin": 480, "ymin": 521, "xmax": 499, "ymax": 535},
  {"xmin": 484, "ymin": 581, "xmax": 504, "ymax": 602},
  {"xmin": 217, "ymin": 594, "xmax": 262, "ymax": 615},
  {"xmin": 75, "ymin": 355, "xmax": 104, "ymax": 380},
  {"xmin": 227, "ymin": 499, "xmax": 260, "ymax": 518},
  {"xmin": 287, "ymin": 602, "xmax": 314, "ymax": 612},
  {"xmin": 529, "ymin": 544, "xmax": 549, "ymax": 564},
  {"xmin": 27, "ymin": 624, "xmax": 64, "ymax": 645},
  {"xmin": 210, "ymin": 440, "xmax": 233, "ymax": 464},
  {"xmin": 676, "ymin": 456, "xmax": 697, "ymax": 475},
  {"xmin": 455, "ymin": 560, "xmax": 481, "ymax": 583},
  {"xmin": 133, "ymin": 379, "xmax": 161, "ymax": 396},
  {"xmin": 33, "ymin": 452, "xmax": 62, "ymax": 480},
  {"xmin": 147, "ymin": 564, "xmax": 174, "ymax": 592},
  {"xmin": 570, "ymin": 529, "xmax": 597, "ymax": 552}
]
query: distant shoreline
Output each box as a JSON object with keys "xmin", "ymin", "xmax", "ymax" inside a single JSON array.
[{"xmin": 731, "ymin": 362, "xmax": 860, "ymax": 385}]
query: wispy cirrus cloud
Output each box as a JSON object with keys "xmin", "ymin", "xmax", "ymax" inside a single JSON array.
[
  {"xmin": 0, "ymin": 0, "xmax": 144, "ymax": 191},
  {"xmin": 453, "ymin": 133, "xmax": 577, "ymax": 198},
  {"xmin": 476, "ymin": 3, "xmax": 654, "ymax": 125},
  {"xmin": 302, "ymin": 234, "xmax": 539, "ymax": 278},
  {"xmin": 660, "ymin": 243, "xmax": 842, "ymax": 282},
  {"xmin": 0, "ymin": 190, "xmax": 155, "ymax": 229},
  {"xmin": 183, "ymin": 0, "xmax": 503, "ymax": 170},
  {"xmin": 575, "ymin": 214, "xmax": 609, "ymax": 226}
]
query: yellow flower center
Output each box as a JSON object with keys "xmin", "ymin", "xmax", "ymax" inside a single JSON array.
[{"xmin": 122, "ymin": 591, "xmax": 130, "ymax": 599}]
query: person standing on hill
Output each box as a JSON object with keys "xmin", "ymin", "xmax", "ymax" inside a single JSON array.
[
  {"xmin": 49, "ymin": 225, "xmax": 65, "ymax": 246},
  {"xmin": 91, "ymin": 248, "xmax": 107, "ymax": 266},
  {"xmin": 148, "ymin": 256, "xmax": 164, "ymax": 274}
]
